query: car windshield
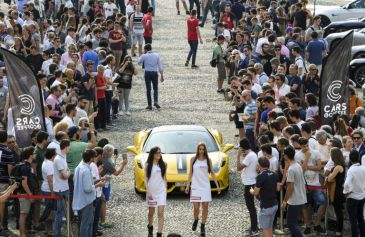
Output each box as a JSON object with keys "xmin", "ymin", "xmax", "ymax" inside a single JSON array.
[{"xmin": 143, "ymin": 130, "xmax": 219, "ymax": 154}]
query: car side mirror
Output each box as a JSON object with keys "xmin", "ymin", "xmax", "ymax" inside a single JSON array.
[
  {"xmin": 127, "ymin": 146, "xmax": 138, "ymax": 155},
  {"xmin": 222, "ymin": 144, "xmax": 234, "ymax": 153}
]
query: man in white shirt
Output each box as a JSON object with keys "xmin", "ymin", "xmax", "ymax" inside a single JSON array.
[
  {"xmin": 65, "ymin": 28, "xmax": 77, "ymax": 49},
  {"xmin": 282, "ymin": 146, "xmax": 307, "ymax": 237},
  {"xmin": 344, "ymin": 150, "xmax": 365, "ymax": 237},
  {"xmin": 60, "ymin": 44, "xmax": 77, "ymax": 67},
  {"xmin": 237, "ymin": 139, "xmax": 259, "ymax": 236},
  {"xmin": 261, "ymin": 144, "xmax": 279, "ymax": 173},
  {"xmin": 275, "ymin": 74, "xmax": 290, "ymax": 97},
  {"xmin": 103, "ymin": 0, "xmax": 118, "ymax": 18},
  {"xmin": 47, "ymin": 131, "xmax": 67, "ymax": 155},
  {"xmin": 75, "ymin": 96, "xmax": 98, "ymax": 125},
  {"xmin": 295, "ymin": 138, "xmax": 326, "ymax": 234},
  {"xmin": 60, "ymin": 104, "xmax": 77, "ymax": 128},
  {"xmin": 292, "ymin": 47, "xmax": 305, "ymax": 76},
  {"xmin": 53, "ymin": 140, "xmax": 71, "ymax": 237}
]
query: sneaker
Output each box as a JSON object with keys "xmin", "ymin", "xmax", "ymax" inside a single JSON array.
[
  {"xmin": 191, "ymin": 65, "xmax": 199, "ymax": 69},
  {"xmin": 199, "ymin": 23, "xmax": 204, "ymax": 27},
  {"xmin": 33, "ymin": 223, "xmax": 45, "ymax": 231},
  {"xmin": 243, "ymin": 229, "xmax": 259, "ymax": 236},
  {"xmin": 118, "ymin": 110, "xmax": 125, "ymax": 115},
  {"xmin": 217, "ymin": 89, "xmax": 224, "ymax": 93},
  {"xmin": 99, "ymin": 222, "xmax": 114, "ymax": 228},
  {"xmin": 234, "ymin": 144, "xmax": 239, "ymax": 149},
  {"xmin": 200, "ymin": 224, "xmax": 205, "ymax": 237},
  {"xmin": 185, "ymin": 61, "xmax": 189, "ymax": 67},
  {"xmin": 177, "ymin": 10, "xmax": 180, "ymax": 15},
  {"xmin": 145, "ymin": 106, "xmax": 152, "ymax": 111},
  {"xmin": 314, "ymin": 225, "xmax": 325, "ymax": 233},
  {"xmin": 304, "ymin": 227, "xmax": 311, "ymax": 235},
  {"xmin": 273, "ymin": 229, "xmax": 284, "ymax": 234},
  {"xmin": 103, "ymin": 127, "xmax": 111, "ymax": 131},
  {"xmin": 125, "ymin": 111, "xmax": 131, "ymax": 116},
  {"xmin": 154, "ymin": 104, "xmax": 161, "ymax": 110},
  {"xmin": 186, "ymin": 10, "xmax": 190, "ymax": 15},
  {"xmin": 192, "ymin": 219, "xmax": 198, "ymax": 231}
]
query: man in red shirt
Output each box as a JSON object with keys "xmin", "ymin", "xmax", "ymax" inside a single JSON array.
[
  {"xmin": 185, "ymin": 9, "xmax": 203, "ymax": 69},
  {"xmin": 95, "ymin": 65, "xmax": 108, "ymax": 131},
  {"xmin": 142, "ymin": 7, "xmax": 154, "ymax": 44},
  {"xmin": 108, "ymin": 21, "xmax": 126, "ymax": 70},
  {"xmin": 221, "ymin": 5, "xmax": 236, "ymax": 30}
]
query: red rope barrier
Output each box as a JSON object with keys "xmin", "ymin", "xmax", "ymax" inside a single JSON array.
[
  {"xmin": 306, "ymin": 185, "xmax": 327, "ymax": 190},
  {"xmin": 9, "ymin": 195, "xmax": 61, "ymax": 199}
]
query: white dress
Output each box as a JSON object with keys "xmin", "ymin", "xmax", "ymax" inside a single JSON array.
[
  {"xmin": 190, "ymin": 159, "xmax": 212, "ymax": 203},
  {"xmin": 146, "ymin": 164, "xmax": 167, "ymax": 207}
]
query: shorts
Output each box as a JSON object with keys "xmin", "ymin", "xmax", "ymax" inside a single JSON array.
[
  {"xmin": 19, "ymin": 197, "xmax": 32, "ymax": 214},
  {"xmin": 144, "ymin": 36, "xmax": 152, "ymax": 45},
  {"xmin": 259, "ymin": 204, "xmax": 278, "ymax": 229},
  {"xmin": 233, "ymin": 113, "xmax": 244, "ymax": 129},
  {"xmin": 217, "ymin": 62, "xmax": 226, "ymax": 81},
  {"xmin": 103, "ymin": 185, "xmax": 111, "ymax": 202},
  {"xmin": 0, "ymin": 183, "xmax": 9, "ymax": 192},
  {"xmin": 307, "ymin": 189, "xmax": 327, "ymax": 207},
  {"xmin": 132, "ymin": 32, "xmax": 143, "ymax": 45}
]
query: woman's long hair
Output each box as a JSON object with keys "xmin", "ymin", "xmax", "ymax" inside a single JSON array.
[
  {"xmin": 146, "ymin": 146, "xmax": 166, "ymax": 179},
  {"xmin": 192, "ymin": 143, "xmax": 211, "ymax": 173},
  {"xmin": 331, "ymin": 147, "xmax": 346, "ymax": 168}
]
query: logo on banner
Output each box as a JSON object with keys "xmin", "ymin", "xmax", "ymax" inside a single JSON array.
[
  {"xmin": 323, "ymin": 81, "xmax": 347, "ymax": 118},
  {"xmin": 19, "ymin": 94, "xmax": 35, "ymax": 115},
  {"xmin": 327, "ymin": 80, "xmax": 342, "ymax": 102},
  {"xmin": 15, "ymin": 94, "xmax": 41, "ymax": 131}
]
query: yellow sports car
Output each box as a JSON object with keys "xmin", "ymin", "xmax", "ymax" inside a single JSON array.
[{"xmin": 127, "ymin": 125, "xmax": 234, "ymax": 193}]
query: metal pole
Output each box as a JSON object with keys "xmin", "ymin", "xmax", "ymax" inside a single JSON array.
[{"xmin": 280, "ymin": 189, "xmax": 284, "ymax": 231}]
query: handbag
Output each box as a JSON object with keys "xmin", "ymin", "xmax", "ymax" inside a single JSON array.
[{"xmin": 210, "ymin": 56, "xmax": 218, "ymax": 67}]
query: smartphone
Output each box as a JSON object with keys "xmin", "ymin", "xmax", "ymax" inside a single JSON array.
[
  {"xmin": 122, "ymin": 153, "xmax": 128, "ymax": 161},
  {"xmin": 114, "ymin": 149, "xmax": 118, "ymax": 156}
]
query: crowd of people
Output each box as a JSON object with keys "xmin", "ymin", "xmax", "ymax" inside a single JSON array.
[
  {"xmin": 196, "ymin": 0, "xmax": 365, "ymax": 236},
  {"xmin": 0, "ymin": 0, "xmax": 364, "ymax": 236}
]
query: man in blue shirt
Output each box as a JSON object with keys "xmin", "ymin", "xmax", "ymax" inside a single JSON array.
[
  {"xmin": 73, "ymin": 149, "xmax": 105, "ymax": 237},
  {"xmin": 138, "ymin": 44, "xmax": 164, "ymax": 110},
  {"xmin": 82, "ymin": 41, "xmax": 99, "ymax": 72},
  {"xmin": 305, "ymin": 31, "xmax": 326, "ymax": 74}
]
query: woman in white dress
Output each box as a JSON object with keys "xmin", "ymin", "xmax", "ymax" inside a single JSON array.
[
  {"xmin": 144, "ymin": 147, "xmax": 167, "ymax": 237},
  {"xmin": 185, "ymin": 143, "xmax": 221, "ymax": 237}
]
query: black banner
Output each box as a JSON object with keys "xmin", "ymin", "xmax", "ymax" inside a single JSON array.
[
  {"xmin": 0, "ymin": 48, "xmax": 45, "ymax": 148},
  {"xmin": 319, "ymin": 31, "xmax": 353, "ymax": 125}
]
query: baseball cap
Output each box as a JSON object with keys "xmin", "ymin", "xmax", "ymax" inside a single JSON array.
[{"xmin": 285, "ymin": 27, "xmax": 293, "ymax": 33}]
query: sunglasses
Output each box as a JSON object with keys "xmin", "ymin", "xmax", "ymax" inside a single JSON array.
[{"xmin": 353, "ymin": 136, "xmax": 361, "ymax": 140}]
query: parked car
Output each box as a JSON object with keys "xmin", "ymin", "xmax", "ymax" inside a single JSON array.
[
  {"xmin": 314, "ymin": 0, "xmax": 365, "ymax": 27},
  {"xmin": 349, "ymin": 58, "xmax": 365, "ymax": 86},
  {"xmin": 324, "ymin": 17, "xmax": 365, "ymax": 37},
  {"xmin": 325, "ymin": 29, "xmax": 365, "ymax": 51},
  {"xmin": 352, "ymin": 45, "xmax": 365, "ymax": 59}
]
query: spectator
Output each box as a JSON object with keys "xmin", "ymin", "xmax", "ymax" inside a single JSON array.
[
  {"xmin": 282, "ymin": 145, "xmax": 307, "ymax": 237},
  {"xmin": 212, "ymin": 35, "xmax": 226, "ymax": 93},
  {"xmin": 344, "ymin": 150, "xmax": 365, "ymax": 237},
  {"xmin": 250, "ymin": 157, "xmax": 279, "ymax": 237},
  {"xmin": 142, "ymin": 7, "xmax": 154, "ymax": 44},
  {"xmin": 185, "ymin": 9, "xmax": 203, "ymax": 69},
  {"xmin": 73, "ymin": 149, "xmax": 105, "ymax": 237},
  {"xmin": 237, "ymin": 139, "xmax": 259, "ymax": 236},
  {"xmin": 326, "ymin": 147, "xmax": 346, "ymax": 237},
  {"xmin": 60, "ymin": 103, "xmax": 77, "ymax": 128}
]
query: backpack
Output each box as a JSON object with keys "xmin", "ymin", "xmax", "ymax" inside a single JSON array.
[{"xmin": 10, "ymin": 162, "xmax": 26, "ymax": 181}]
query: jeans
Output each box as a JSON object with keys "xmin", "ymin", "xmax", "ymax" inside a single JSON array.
[
  {"xmin": 200, "ymin": 0, "xmax": 213, "ymax": 26},
  {"xmin": 287, "ymin": 204, "xmax": 303, "ymax": 237},
  {"xmin": 105, "ymin": 90, "xmax": 113, "ymax": 123},
  {"xmin": 92, "ymin": 198, "xmax": 102, "ymax": 237},
  {"xmin": 347, "ymin": 198, "xmax": 365, "ymax": 237},
  {"xmin": 118, "ymin": 88, "xmax": 131, "ymax": 111},
  {"xmin": 53, "ymin": 190, "xmax": 69, "ymax": 237},
  {"xmin": 95, "ymin": 98, "xmax": 107, "ymax": 129},
  {"xmin": 79, "ymin": 203, "xmax": 95, "ymax": 237},
  {"xmin": 189, "ymin": 0, "xmax": 201, "ymax": 18},
  {"xmin": 244, "ymin": 185, "xmax": 258, "ymax": 231},
  {"xmin": 187, "ymin": 40, "xmax": 199, "ymax": 66},
  {"xmin": 245, "ymin": 128, "xmax": 256, "ymax": 152},
  {"xmin": 116, "ymin": 0, "xmax": 126, "ymax": 14},
  {"xmin": 144, "ymin": 71, "xmax": 159, "ymax": 107},
  {"xmin": 40, "ymin": 191, "xmax": 56, "ymax": 222}
]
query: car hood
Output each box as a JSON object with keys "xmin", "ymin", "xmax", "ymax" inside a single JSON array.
[
  {"xmin": 136, "ymin": 152, "xmax": 224, "ymax": 175},
  {"xmin": 311, "ymin": 4, "xmax": 343, "ymax": 15}
]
